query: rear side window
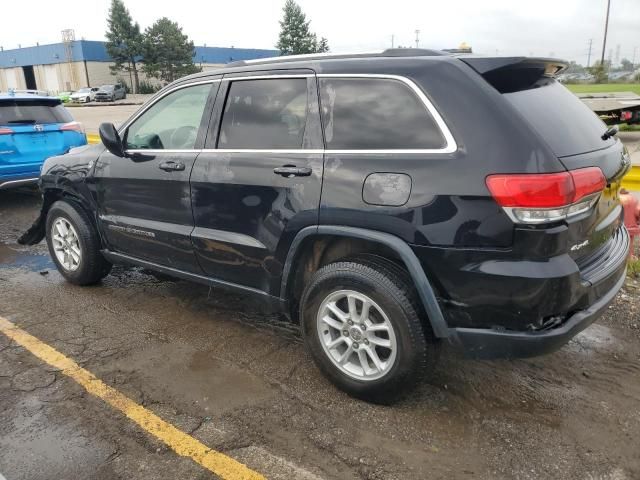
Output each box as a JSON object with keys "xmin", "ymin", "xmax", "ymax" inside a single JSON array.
[
  {"xmin": 218, "ymin": 78, "xmax": 308, "ymax": 149},
  {"xmin": 319, "ymin": 78, "xmax": 446, "ymax": 150},
  {"xmin": 0, "ymin": 100, "xmax": 72, "ymax": 125},
  {"xmin": 503, "ymin": 79, "xmax": 614, "ymax": 157}
]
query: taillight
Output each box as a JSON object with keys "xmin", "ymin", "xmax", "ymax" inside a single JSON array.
[
  {"xmin": 486, "ymin": 167, "xmax": 606, "ymax": 224},
  {"xmin": 0, "ymin": 127, "xmax": 13, "ymax": 135},
  {"xmin": 60, "ymin": 121, "xmax": 84, "ymax": 133}
]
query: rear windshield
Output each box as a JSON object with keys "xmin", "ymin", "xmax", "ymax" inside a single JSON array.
[
  {"xmin": 504, "ymin": 79, "xmax": 614, "ymax": 157},
  {"xmin": 0, "ymin": 100, "xmax": 72, "ymax": 125}
]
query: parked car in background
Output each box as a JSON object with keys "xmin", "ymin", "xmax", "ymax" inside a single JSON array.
[
  {"xmin": 19, "ymin": 50, "xmax": 630, "ymax": 402},
  {"xmin": 0, "ymin": 93, "xmax": 86, "ymax": 189},
  {"xmin": 57, "ymin": 92, "xmax": 72, "ymax": 103},
  {"xmin": 95, "ymin": 84, "xmax": 126, "ymax": 102},
  {"xmin": 71, "ymin": 87, "xmax": 99, "ymax": 103}
]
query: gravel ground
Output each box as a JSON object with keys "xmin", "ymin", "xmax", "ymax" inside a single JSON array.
[{"xmin": 0, "ymin": 187, "xmax": 639, "ymax": 480}]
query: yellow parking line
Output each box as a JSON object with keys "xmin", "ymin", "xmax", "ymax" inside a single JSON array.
[
  {"xmin": 86, "ymin": 133, "xmax": 100, "ymax": 144},
  {"xmin": 0, "ymin": 316, "xmax": 265, "ymax": 480}
]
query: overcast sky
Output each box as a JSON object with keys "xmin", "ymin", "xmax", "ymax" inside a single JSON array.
[{"xmin": 2, "ymin": 0, "xmax": 639, "ymax": 65}]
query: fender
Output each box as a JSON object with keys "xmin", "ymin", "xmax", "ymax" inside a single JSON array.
[
  {"xmin": 18, "ymin": 145, "xmax": 101, "ymax": 246},
  {"xmin": 280, "ymin": 225, "xmax": 451, "ymax": 338}
]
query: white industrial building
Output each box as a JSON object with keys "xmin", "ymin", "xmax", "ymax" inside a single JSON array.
[{"xmin": 0, "ymin": 40, "xmax": 277, "ymax": 94}]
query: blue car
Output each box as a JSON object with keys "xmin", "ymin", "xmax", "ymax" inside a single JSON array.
[{"xmin": 0, "ymin": 92, "xmax": 87, "ymax": 189}]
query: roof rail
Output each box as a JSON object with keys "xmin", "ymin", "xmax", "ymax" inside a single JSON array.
[{"xmin": 226, "ymin": 48, "xmax": 449, "ymax": 67}]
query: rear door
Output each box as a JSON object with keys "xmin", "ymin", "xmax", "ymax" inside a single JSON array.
[
  {"xmin": 190, "ymin": 71, "xmax": 324, "ymax": 294},
  {"xmin": 92, "ymin": 80, "xmax": 219, "ymax": 272},
  {"xmin": 0, "ymin": 98, "xmax": 80, "ymax": 182}
]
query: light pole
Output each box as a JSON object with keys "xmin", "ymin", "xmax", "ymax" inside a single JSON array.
[{"xmin": 600, "ymin": 0, "xmax": 611, "ymax": 67}]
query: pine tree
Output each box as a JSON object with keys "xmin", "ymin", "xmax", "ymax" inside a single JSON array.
[
  {"xmin": 105, "ymin": 0, "xmax": 143, "ymax": 93},
  {"xmin": 143, "ymin": 18, "xmax": 200, "ymax": 83},
  {"xmin": 317, "ymin": 37, "xmax": 330, "ymax": 53},
  {"xmin": 277, "ymin": 0, "xmax": 326, "ymax": 55}
]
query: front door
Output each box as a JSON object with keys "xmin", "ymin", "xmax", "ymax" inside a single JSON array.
[
  {"xmin": 92, "ymin": 80, "xmax": 218, "ymax": 272},
  {"xmin": 190, "ymin": 73, "xmax": 324, "ymax": 294}
]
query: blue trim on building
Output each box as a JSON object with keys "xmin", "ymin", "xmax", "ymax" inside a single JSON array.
[{"xmin": 0, "ymin": 40, "xmax": 278, "ymax": 68}]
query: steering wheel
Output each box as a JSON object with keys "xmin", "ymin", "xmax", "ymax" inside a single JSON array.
[{"xmin": 169, "ymin": 125, "xmax": 198, "ymax": 149}]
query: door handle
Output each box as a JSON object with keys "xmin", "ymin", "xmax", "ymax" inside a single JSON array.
[
  {"xmin": 159, "ymin": 161, "xmax": 185, "ymax": 172},
  {"xmin": 273, "ymin": 165, "xmax": 312, "ymax": 177}
]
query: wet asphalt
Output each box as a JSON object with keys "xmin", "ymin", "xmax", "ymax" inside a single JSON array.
[{"xmin": 0, "ymin": 187, "xmax": 639, "ymax": 480}]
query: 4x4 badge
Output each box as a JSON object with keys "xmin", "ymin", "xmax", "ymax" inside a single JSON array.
[
  {"xmin": 570, "ymin": 239, "xmax": 590, "ymax": 252},
  {"xmin": 33, "ymin": 124, "xmax": 44, "ymax": 132}
]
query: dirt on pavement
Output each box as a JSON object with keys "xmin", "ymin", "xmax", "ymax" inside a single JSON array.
[{"xmin": 0, "ymin": 187, "xmax": 639, "ymax": 480}]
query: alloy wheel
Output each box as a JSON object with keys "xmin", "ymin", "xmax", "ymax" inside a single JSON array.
[
  {"xmin": 51, "ymin": 217, "xmax": 82, "ymax": 271},
  {"xmin": 316, "ymin": 290, "xmax": 397, "ymax": 381}
]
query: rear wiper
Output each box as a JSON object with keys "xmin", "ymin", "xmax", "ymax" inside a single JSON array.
[
  {"xmin": 601, "ymin": 125, "xmax": 618, "ymax": 140},
  {"xmin": 7, "ymin": 119, "xmax": 37, "ymax": 124}
]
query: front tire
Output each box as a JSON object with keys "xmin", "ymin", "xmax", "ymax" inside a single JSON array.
[
  {"xmin": 300, "ymin": 256, "xmax": 437, "ymax": 403},
  {"xmin": 45, "ymin": 201, "xmax": 111, "ymax": 285}
]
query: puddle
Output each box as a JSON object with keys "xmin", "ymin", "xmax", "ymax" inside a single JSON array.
[
  {"xmin": 567, "ymin": 324, "xmax": 617, "ymax": 353},
  {"xmin": 0, "ymin": 243, "xmax": 53, "ymax": 272}
]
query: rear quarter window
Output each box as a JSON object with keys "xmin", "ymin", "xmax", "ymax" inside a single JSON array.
[
  {"xmin": 318, "ymin": 77, "xmax": 446, "ymax": 150},
  {"xmin": 503, "ymin": 80, "xmax": 614, "ymax": 157},
  {"xmin": 0, "ymin": 100, "xmax": 72, "ymax": 125}
]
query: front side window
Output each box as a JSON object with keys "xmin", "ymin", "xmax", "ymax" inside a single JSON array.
[
  {"xmin": 218, "ymin": 78, "xmax": 308, "ymax": 149},
  {"xmin": 319, "ymin": 77, "xmax": 446, "ymax": 150},
  {"xmin": 126, "ymin": 83, "xmax": 211, "ymax": 150}
]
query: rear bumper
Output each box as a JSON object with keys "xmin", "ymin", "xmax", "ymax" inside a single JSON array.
[
  {"xmin": 446, "ymin": 226, "xmax": 629, "ymax": 359},
  {"xmin": 0, "ymin": 175, "xmax": 39, "ymax": 190},
  {"xmin": 449, "ymin": 266, "xmax": 626, "ymax": 358}
]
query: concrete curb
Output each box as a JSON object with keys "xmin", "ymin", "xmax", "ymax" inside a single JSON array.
[{"xmin": 67, "ymin": 102, "xmax": 144, "ymax": 108}]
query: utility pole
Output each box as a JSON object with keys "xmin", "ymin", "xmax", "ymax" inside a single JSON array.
[
  {"xmin": 587, "ymin": 38, "xmax": 593, "ymax": 67},
  {"xmin": 633, "ymin": 46, "xmax": 637, "ymax": 68},
  {"xmin": 600, "ymin": 0, "xmax": 611, "ymax": 66},
  {"xmin": 415, "ymin": 29, "xmax": 420, "ymax": 48},
  {"xmin": 391, "ymin": 34, "xmax": 395, "ymax": 48}
]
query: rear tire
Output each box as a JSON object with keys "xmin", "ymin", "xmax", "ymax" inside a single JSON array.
[
  {"xmin": 45, "ymin": 200, "xmax": 111, "ymax": 285},
  {"xmin": 300, "ymin": 256, "xmax": 437, "ymax": 403}
]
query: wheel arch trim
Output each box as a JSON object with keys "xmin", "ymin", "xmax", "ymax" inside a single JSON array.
[{"xmin": 281, "ymin": 225, "xmax": 450, "ymax": 338}]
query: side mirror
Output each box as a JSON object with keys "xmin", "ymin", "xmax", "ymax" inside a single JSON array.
[{"xmin": 98, "ymin": 122, "xmax": 125, "ymax": 157}]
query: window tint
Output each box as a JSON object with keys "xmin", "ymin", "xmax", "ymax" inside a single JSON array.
[
  {"xmin": 503, "ymin": 79, "xmax": 614, "ymax": 157},
  {"xmin": 126, "ymin": 83, "xmax": 211, "ymax": 150},
  {"xmin": 218, "ymin": 78, "xmax": 308, "ymax": 149},
  {"xmin": 0, "ymin": 99, "xmax": 72, "ymax": 125},
  {"xmin": 319, "ymin": 78, "xmax": 446, "ymax": 150}
]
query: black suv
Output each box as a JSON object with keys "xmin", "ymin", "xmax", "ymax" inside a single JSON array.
[{"xmin": 20, "ymin": 50, "xmax": 630, "ymax": 401}]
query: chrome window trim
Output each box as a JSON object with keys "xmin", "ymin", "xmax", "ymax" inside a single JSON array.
[
  {"xmin": 125, "ymin": 149, "xmax": 200, "ymax": 154},
  {"xmin": 207, "ymin": 149, "xmax": 324, "ymax": 154},
  {"xmin": 223, "ymin": 74, "xmax": 314, "ymax": 81},
  {"xmin": 116, "ymin": 73, "xmax": 457, "ymax": 155},
  {"xmin": 317, "ymin": 73, "xmax": 457, "ymax": 154}
]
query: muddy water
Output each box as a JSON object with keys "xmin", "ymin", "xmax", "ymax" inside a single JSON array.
[{"xmin": 1, "ymin": 187, "xmax": 639, "ymax": 479}]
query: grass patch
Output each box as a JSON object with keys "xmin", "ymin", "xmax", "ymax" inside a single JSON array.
[
  {"xmin": 619, "ymin": 124, "xmax": 640, "ymax": 132},
  {"xmin": 628, "ymin": 258, "xmax": 640, "ymax": 278},
  {"xmin": 566, "ymin": 83, "xmax": 640, "ymax": 95}
]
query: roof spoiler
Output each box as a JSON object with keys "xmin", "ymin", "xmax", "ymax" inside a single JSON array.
[{"xmin": 459, "ymin": 57, "xmax": 568, "ymax": 93}]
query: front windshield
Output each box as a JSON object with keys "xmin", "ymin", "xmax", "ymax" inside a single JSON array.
[{"xmin": 100, "ymin": 86, "xmax": 114, "ymax": 92}]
